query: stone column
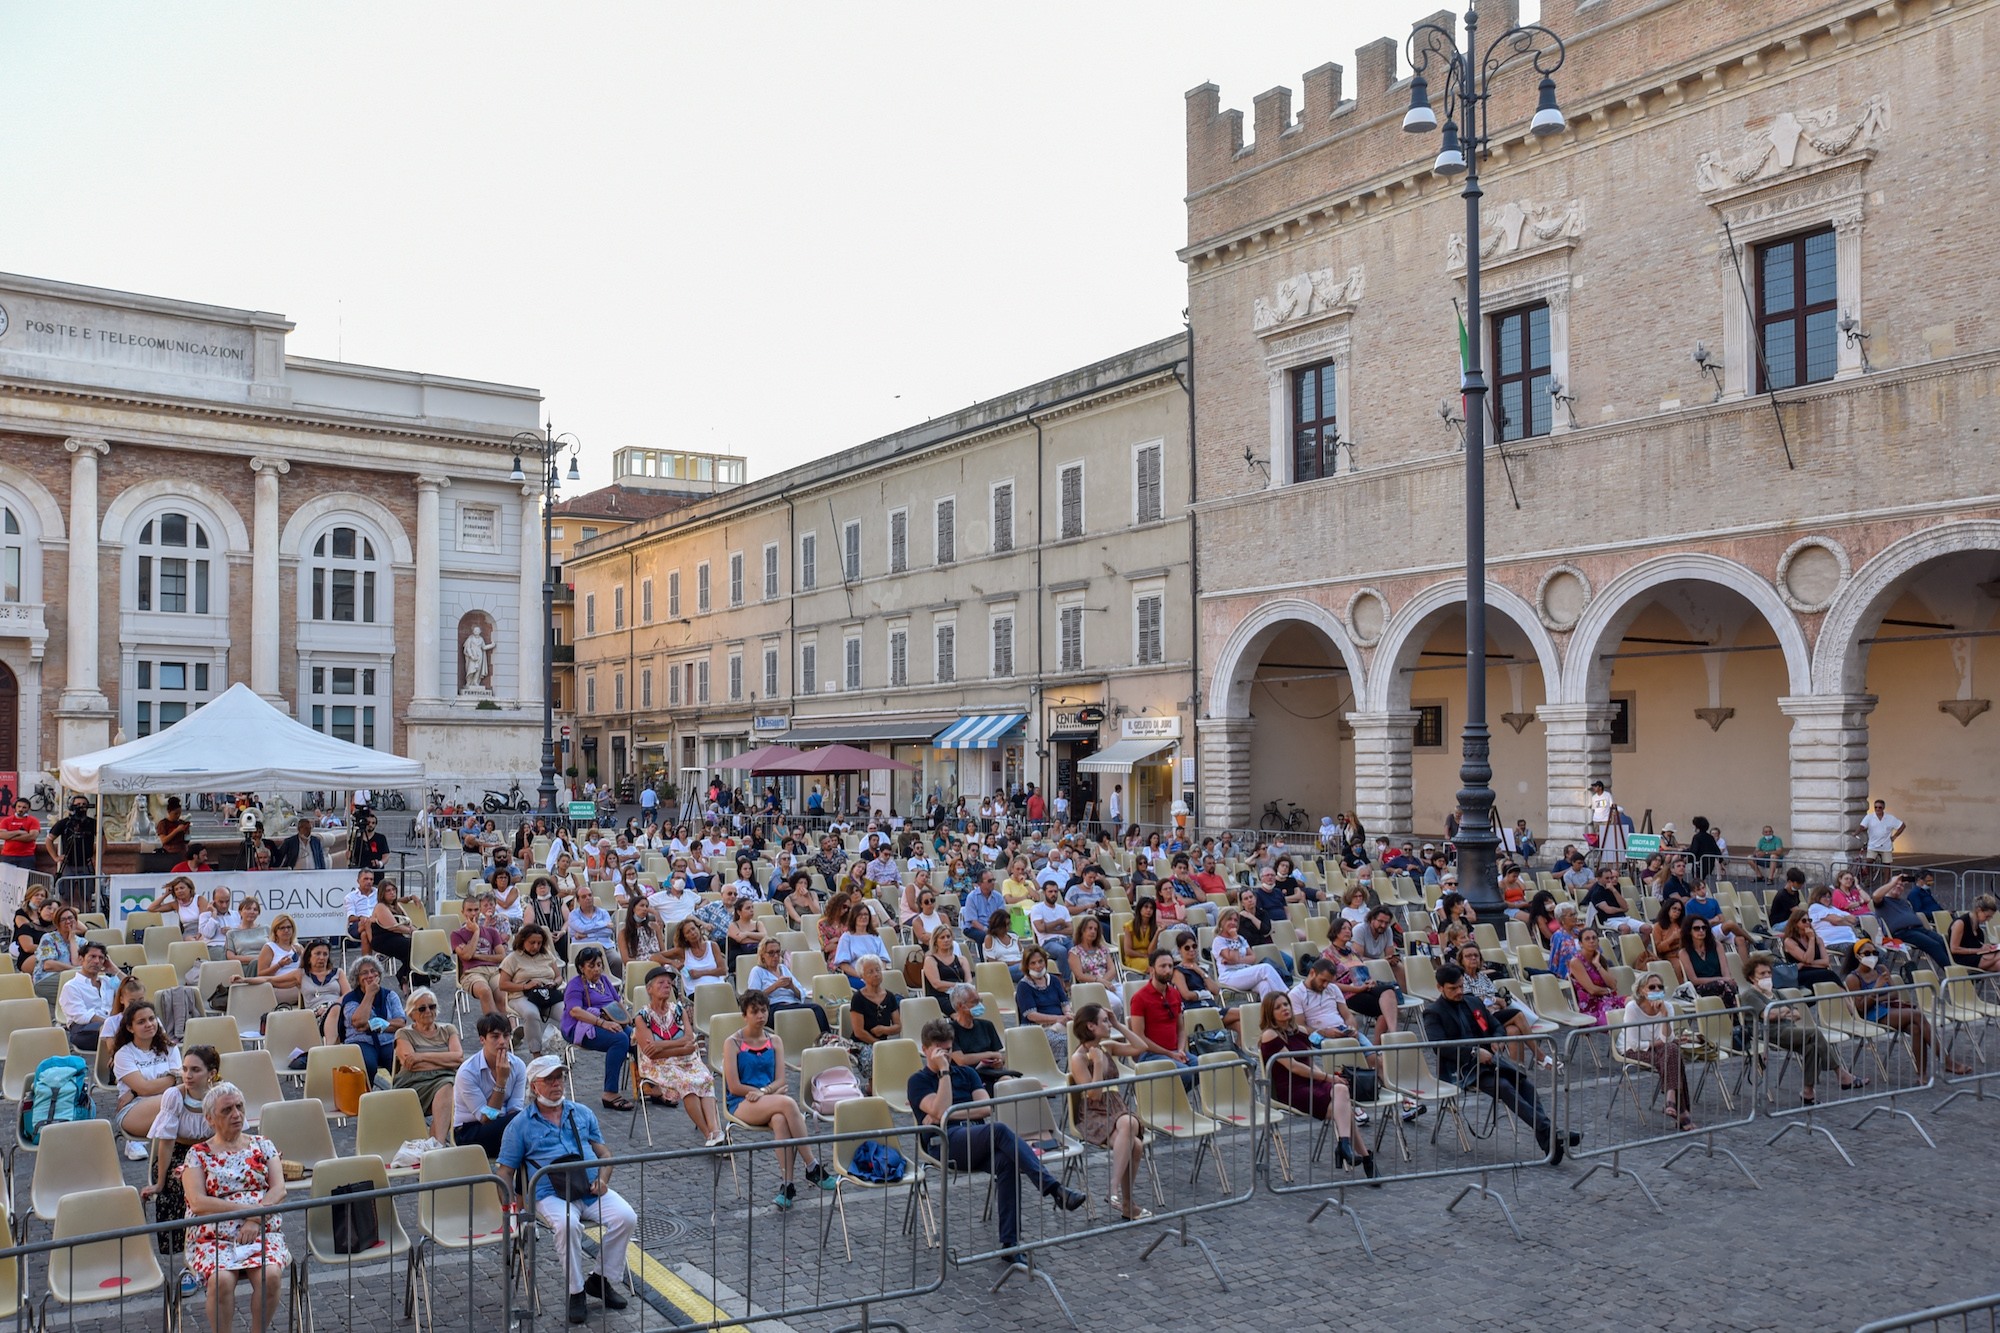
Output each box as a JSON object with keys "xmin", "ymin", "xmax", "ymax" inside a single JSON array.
[
  {"xmin": 413, "ymin": 476, "xmax": 450, "ymax": 702},
  {"xmin": 1780, "ymin": 694, "xmax": 1877, "ymax": 866},
  {"xmin": 1347, "ymin": 710, "xmax": 1419, "ymax": 840},
  {"xmin": 517, "ymin": 484, "xmax": 543, "ymax": 708},
  {"xmin": 56, "ymin": 437, "xmax": 113, "ymax": 758},
  {"xmin": 1537, "ymin": 702, "xmax": 1617, "ymax": 850},
  {"xmin": 1196, "ymin": 716, "xmax": 1256, "ymax": 829},
  {"xmin": 248, "ymin": 456, "xmax": 289, "ymax": 704}
]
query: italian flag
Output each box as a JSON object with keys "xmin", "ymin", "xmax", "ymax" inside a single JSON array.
[{"xmin": 1456, "ymin": 301, "xmax": 1471, "ymax": 421}]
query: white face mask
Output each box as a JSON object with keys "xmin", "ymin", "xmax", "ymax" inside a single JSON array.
[
  {"xmin": 1753, "ymin": 977, "xmax": 1774, "ymax": 994},
  {"xmin": 535, "ymin": 1092, "xmax": 563, "ymax": 1110}
]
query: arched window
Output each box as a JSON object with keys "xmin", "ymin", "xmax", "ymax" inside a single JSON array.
[
  {"xmin": 1, "ymin": 506, "xmax": 20, "ymax": 603},
  {"xmin": 310, "ymin": 525, "xmax": 379, "ymax": 623},
  {"xmin": 135, "ymin": 511, "xmax": 212, "ymax": 614}
]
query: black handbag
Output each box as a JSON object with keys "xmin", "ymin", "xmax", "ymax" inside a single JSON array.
[
  {"xmin": 1347, "ymin": 1068, "xmax": 1381, "ymax": 1102},
  {"xmin": 329, "ymin": 1181, "xmax": 380, "ymax": 1254},
  {"xmin": 544, "ymin": 1108, "xmax": 596, "ymax": 1202}
]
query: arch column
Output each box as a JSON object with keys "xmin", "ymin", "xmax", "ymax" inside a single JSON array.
[
  {"xmin": 1197, "ymin": 716, "xmax": 1255, "ymax": 829},
  {"xmin": 249, "ymin": 457, "xmax": 290, "ymax": 706},
  {"xmin": 1780, "ymin": 693, "xmax": 1876, "ymax": 864},
  {"xmin": 413, "ymin": 476, "xmax": 450, "ymax": 703},
  {"xmin": 1537, "ymin": 702, "xmax": 1615, "ymax": 850},
  {"xmin": 1348, "ymin": 710, "xmax": 1419, "ymax": 839},
  {"xmin": 56, "ymin": 437, "xmax": 112, "ymax": 760}
]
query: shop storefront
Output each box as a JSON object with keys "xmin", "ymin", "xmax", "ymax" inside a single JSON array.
[
  {"xmin": 776, "ymin": 719, "xmax": 947, "ymax": 817},
  {"xmin": 1079, "ymin": 716, "xmax": 1182, "ymax": 829},
  {"xmin": 1047, "ymin": 705, "xmax": 1105, "ymax": 822},
  {"xmin": 929, "ymin": 712, "xmax": 1028, "ymax": 811}
]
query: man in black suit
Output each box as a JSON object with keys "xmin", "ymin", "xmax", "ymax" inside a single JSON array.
[
  {"xmin": 273, "ymin": 817, "xmax": 328, "ymax": 870},
  {"xmin": 1423, "ymin": 964, "xmax": 1578, "ymax": 1164}
]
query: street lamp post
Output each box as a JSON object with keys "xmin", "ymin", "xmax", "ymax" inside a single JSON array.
[
  {"xmin": 1402, "ymin": 3, "xmax": 1566, "ymax": 917},
  {"xmin": 511, "ymin": 425, "xmax": 582, "ymax": 822}
]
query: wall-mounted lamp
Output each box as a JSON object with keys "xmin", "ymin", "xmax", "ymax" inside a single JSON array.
[
  {"xmin": 1241, "ymin": 443, "xmax": 1271, "ymax": 480},
  {"xmin": 1439, "ymin": 397, "xmax": 1467, "ymax": 450},
  {"xmin": 1692, "ymin": 342, "xmax": 1725, "ymax": 402},
  {"xmin": 1839, "ymin": 311, "xmax": 1873, "ymax": 372},
  {"xmin": 1548, "ymin": 379, "xmax": 1580, "ymax": 429}
]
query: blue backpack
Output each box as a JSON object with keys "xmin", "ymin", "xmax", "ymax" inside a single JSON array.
[
  {"xmin": 20, "ymin": 1053, "xmax": 96, "ymax": 1146},
  {"xmin": 849, "ymin": 1138, "xmax": 907, "ymax": 1183}
]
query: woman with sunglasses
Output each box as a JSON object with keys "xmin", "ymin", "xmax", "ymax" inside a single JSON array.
[
  {"xmin": 1674, "ymin": 916, "xmax": 1738, "ymax": 1006},
  {"xmin": 392, "ymin": 986, "xmax": 462, "ymax": 1143},
  {"xmin": 906, "ymin": 886, "xmax": 948, "ymax": 950}
]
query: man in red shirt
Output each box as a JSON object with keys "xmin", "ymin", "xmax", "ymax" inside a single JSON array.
[
  {"xmin": 1126, "ymin": 948, "xmax": 1191, "ymax": 1071},
  {"xmin": 0, "ymin": 800, "xmax": 41, "ymax": 870},
  {"xmin": 1191, "ymin": 855, "xmax": 1230, "ymax": 899},
  {"xmin": 1025, "ymin": 785, "xmax": 1046, "ymax": 824}
]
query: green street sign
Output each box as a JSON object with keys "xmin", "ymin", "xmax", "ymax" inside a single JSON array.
[
  {"xmin": 1624, "ymin": 833, "xmax": 1661, "ymax": 860},
  {"xmin": 568, "ymin": 801, "xmax": 598, "ymax": 820}
]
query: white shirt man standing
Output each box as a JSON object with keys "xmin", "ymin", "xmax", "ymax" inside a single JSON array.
[
  {"xmin": 1106, "ymin": 784, "xmax": 1123, "ymax": 828},
  {"xmin": 1856, "ymin": 799, "xmax": 1905, "ymax": 865}
]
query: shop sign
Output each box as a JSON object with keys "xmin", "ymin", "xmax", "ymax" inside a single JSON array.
[
  {"xmin": 1051, "ymin": 707, "xmax": 1100, "ymax": 732},
  {"xmin": 753, "ymin": 715, "xmax": 790, "ymax": 731},
  {"xmin": 1120, "ymin": 716, "xmax": 1181, "ymax": 740}
]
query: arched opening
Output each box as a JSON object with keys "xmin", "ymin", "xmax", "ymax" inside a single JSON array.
[
  {"xmin": 1244, "ymin": 621, "xmax": 1356, "ymax": 828},
  {"xmin": 0, "ymin": 661, "xmax": 17, "ymax": 774}
]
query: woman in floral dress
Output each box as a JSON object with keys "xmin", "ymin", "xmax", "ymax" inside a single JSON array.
[
  {"xmin": 633, "ymin": 965, "xmax": 724, "ymax": 1146},
  {"xmin": 183, "ymin": 1081, "xmax": 288, "ymax": 1333}
]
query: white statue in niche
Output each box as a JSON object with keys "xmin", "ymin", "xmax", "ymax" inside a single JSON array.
[{"xmin": 462, "ymin": 626, "xmax": 493, "ymax": 692}]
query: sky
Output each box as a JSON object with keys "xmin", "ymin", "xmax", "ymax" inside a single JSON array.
[{"xmin": 1, "ymin": 0, "xmax": 1486, "ymax": 491}]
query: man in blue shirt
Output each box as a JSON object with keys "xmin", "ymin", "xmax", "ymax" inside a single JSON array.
[
  {"xmin": 498, "ymin": 1055, "xmax": 638, "ymax": 1325},
  {"xmin": 451, "ymin": 1013, "xmax": 528, "ymax": 1156},
  {"xmin": 907, "ymin": 1019, "xmax": 1083, "ymax": 1258},
  {"xmin": 959, "ymin": 869, "xmax": 1007, "ymax": 955}
]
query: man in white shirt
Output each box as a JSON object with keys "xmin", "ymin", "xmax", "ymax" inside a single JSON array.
[
  {"xmin": 59, "ymin": 941, "xmax": 120, "ymax": 1050},
  {"xmin": 1028, "ymin": 883, "xmax": 1075, "ymax": 981},
  {"xmin": 1288, "ymin": 959, "xmax": 1363, "ymax": 1043},
  {"xmin": 1808, "ymin": 888, "xmax": 1861, "ymax": 951},
  {"xmin": 1034, "ymin": 854, "xmax": 1066, "ymax": 892},
  {"xmin": 1106, "ymin": 784, "xmax": 1123, "ymax": 828},
  {"xmin": 648, "ymin": 877, "xmax": 700, "ymax": 929},
  {"xmin": 1856, "ymin": 799, "xmax": 1905, "ymax": 866},
  {"xmin": 345, "ymin": 870, "xmax": 379, "ymax": 952}
]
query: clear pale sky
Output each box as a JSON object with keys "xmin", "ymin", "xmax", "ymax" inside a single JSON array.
[{"xmin": 2, "ymin": 0, "xmax": 1495, "ymax": 489}]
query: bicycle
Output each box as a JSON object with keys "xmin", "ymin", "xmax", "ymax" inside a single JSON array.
[
  {"xmin": 375, "ymin": 790, "xmax": 408, "ymax": 812},
  {"xmin": 1259, "ymin": 799, "xmax": 1309, "ymax": 833},
  {"xmin": 27, "ymin": 782, "xmax": 57, "ymax": 814}
]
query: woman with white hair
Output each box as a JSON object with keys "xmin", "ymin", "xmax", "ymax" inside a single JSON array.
[
  {"xmin": 1211, "ymin": 909, "xmax": 1288, "ymax": 1001},
  {"xmin": 183, "ymin": 1081, "xmax": 289, "ymax": 1333},
  {"xmin": 393, "ymin": 987, "xmax": 462, "ymax": 1143}
]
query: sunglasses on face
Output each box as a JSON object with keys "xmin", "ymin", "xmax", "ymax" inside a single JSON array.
[{"xmin": 411, "ymin": 1003, "xmax": 436, "ymax": 1013}]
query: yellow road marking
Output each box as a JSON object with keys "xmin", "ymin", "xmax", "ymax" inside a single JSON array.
[{"xmin": 625, "ymin": 1240, "xmax": 751, "ymax": 1333}]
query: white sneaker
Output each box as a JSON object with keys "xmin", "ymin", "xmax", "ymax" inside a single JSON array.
[{"xmin": 125, "ymin": 1140, "xmax": 151, "ymax": 1161}]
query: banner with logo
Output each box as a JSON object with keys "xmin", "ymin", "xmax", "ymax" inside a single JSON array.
[
  {"xmin": 110, "ymin": 871, "xmax": 354, "ymax": 938},
  {"xmin": 0, "ymin": 863, "xmax": 35, "ymax": 932}
]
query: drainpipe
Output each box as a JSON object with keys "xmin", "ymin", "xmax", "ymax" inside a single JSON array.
[
  {"xmin": 1026, "ymin": 404, "xmax": 1046, "ymax": 797},
  {"xmin": 1173, "ymin": 323, "xmax": 1199, "ymax": 824}
]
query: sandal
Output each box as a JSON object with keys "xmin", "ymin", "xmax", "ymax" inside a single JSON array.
[{"xmin": 602, "ymin": 1095, "xmax": 636, "ymax": 1111}]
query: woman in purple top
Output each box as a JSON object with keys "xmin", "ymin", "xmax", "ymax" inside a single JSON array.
[{"xmin": 561, "ymin": 946, "xmax": 635, "ymax": 1110}]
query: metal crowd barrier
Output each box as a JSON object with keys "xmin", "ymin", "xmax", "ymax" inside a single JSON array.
[
  {"xmin": 930, "ymin": 1055, "xmax": 1260, "ymax": 1327},
  {"xmin": 524, "ymin": 1115, "xmax": 944, "ymax": 1333},
  {"xmin": 1261, "ymin": 1030, "xmax": 1562, "ymax": 1251},
  {"xmin": 0, "ymin": 1169, "xmax": 510, "ymax": 1333},
  {"xmin": 1762, "ymin": 975, "xmax": 1941, "ymax": 1164},
  {"xmin": 1936, "ymin": 966, "xmax": 2000, "ymax": 1113},
  {"xmin": 1559, "ymin": 1001, "xmax": 1760, "ymax": 1211},
  {"xmin": 1855, "ymin": 1290, "xmax": 2000, "ymax": 1332}
]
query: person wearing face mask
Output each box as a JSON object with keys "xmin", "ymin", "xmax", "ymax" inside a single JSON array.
[
  {"xmin": 945, "ymin": 983, "xmax": 1013, "ymax": 1092},
  {"xmin": 1741, "ymin": 953, "xmax": 1863, "ymax": 1106},
  {"xmin": 1844, "ymin": 943, "xmax": 1967, "ymax": 1079},
  {"xmin": 1618, "ymin": 978, "xmax": 1695, "ymax": 1131},
  {"xmin": 1013, "ymin": 945, "xmax": 1072, "ymax": 1063}
]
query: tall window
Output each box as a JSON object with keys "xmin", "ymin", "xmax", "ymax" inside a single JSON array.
[
  {"xmin": 763, "ymin": 544, "xmax": 779, "ymax": 599},
  {"xmin": 683, "ymin": 663, "xmax": 695, "ymax": 705},
  {"xmin": 1290, "ymin": 360, "xmax": 1338, "ymax": 482},
  {"xmin": 1136, "ymin": 593, "xmax": 1164, "ymax": 665},
  {"xmin": 935, "ymin": 623, "xmax": 955, "ymax": 683},
  {"xmin": 614, "ymin": 673, "xmax": 626, "ymax": 712},
  {"xmin": 1, "ymin": 506, "xmax": 20, "ymax": 602},
  {"xmin": 668, "ymin": 570, "xmax": 681, "ymax": 618},
  {"xmin": 991, "ymin": 483, "xmax": 1014, "ymax": 553},
  {"xmin": 888, "ymin": 629, "xmax": 908, "ymax": 687},
  {"xmin": 729, "ymin": 552, "xmax": 744, "ymax": 606},
  {"xmin": 641, "ymin": 578, "xmax": 653, "ymax": 623},
  {"xmin": 801, "ymin": 643, "xmax": 817, "ymax": 694},
  {"xmin": 1491, "ymin": 304, "xmax": 1552, "ymax": 441},
  {"xmin": 1058, "ymin": 605, "xmax": 1083, "ymax": 673},
  {"xmin": 696, "ymin": 660, "xmax": 709, "ymax": 703},
  {"xmin": 309, "ymin": 526, "xmax": 376, "ymax": 622},
  {"xmin": 1134, "ymin": 443, "xmax": 1163, "ymax": 524},
  {"xmin": 613, "ymin": 585, "xmax": 626, "ymax": 630},
  {"xmin": 584, "ymin": 593, "xmax": 597, "ymax": 635},
  {"xmin": 728, "ymin": 653, "xmax": 742, "ymax": 700},
  {"xmin": 990, "ymin": 616, "xmax": 1014, "ymax": 678},
  {"xmin": 305, "ymin": 665, "xmax": 375, "ymax": 746},
  {"xmin": 763, "ymin": 647, "xmax": 779, "ymax": 698},
  {"xmin": 585, "ymin": 676, "xmax": 596, "ymax": 713},
  {"xmin": 134, "ymin": 658, "xmax": 214, "ymax": 737},
  {"xmin": 669, "ymin": 663, "xmax": 682, "ymax": 706},
  {"xmin": 641, "ymin": 668, "xmax": 653, "ymax": 709},
  {"xmin": 1058, "ymin": 464, "xmax": 1084, "ymax": 540},
  {"xmin": 136, "ymin": 512, "xmax": 212, "ymax": 614},
  {"xmin": 843, "ymin": 521, "xmax": 861, "ymax": 581},
  {"xmin": 889, "ymin": 510, "xmax": 909, "ymax": 573},
  {"xmin": 800, "ymin": 534, "xmax": 817, "ymax": 590},
  {"xmin": 844, "ymin": 637, "xmax": 861, "ymax": 691},
  {"xmin": 935, "ymin": 498, "xmax": 955, "ymax": 565},
  {"xmin": 1757, "ymin": 228, "xmax": 1838, "ymax": 391},
  {"xmin": 697, "ymin": 562, "xmax": 711, "ymax": 613}
]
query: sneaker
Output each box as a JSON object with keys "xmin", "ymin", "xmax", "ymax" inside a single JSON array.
[
  {"xmin": 178, "ymin": 1271, "xmax": 202, "ymax": 1300},
  {"xmin": 1353, "ymin": 1108, "xmax": 1370, "ymax": 1126},
  {"xmin": 567, "ymin": 1292, "xmax": 589, "ymax": 1325},
  {"xmin": 803, "ymin": 1160, "xmax": 834, "ymax": 1189},
  {"xmin": 584, "ymin": 1273, "xmax": 629, "ymax": 1311},
  {"xmin": 125, "ymin": 1139, "xmax": 151, "ymax": 1161},
  {"xmin": 774, "ymin": 1181, "xmax": 797, "ymax": 1209}
]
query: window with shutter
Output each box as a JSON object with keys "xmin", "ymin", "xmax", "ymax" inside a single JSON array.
[
  {"xmin": 992, "ymin": 483, "xmax": 1014, "ymax": 553},
  {"xmin": 668, "ymin": 571, "xmax": 681, "ymax": 618},
  {"xmin": 640, "ymin": 668, "xmax": 653, "ymax": 709},
  {"xmin": 585, "ymin": 593, "xmax": 596, "ymax": 635},
  {"xmin": 991, "ymin": 616, "xmax": 1014, "ymax": 678},
  {"xmin": 801, "ymin": 645, "xmax": 817, "ymax": 694},
  {"xmin": 585, "ymin": 676, "xmax": 596, "ymax": 712},
  {"xmin": 763, "ymin": 648, "xmax": 779, "ymax": 697},
  {"xmin": 763, "ymin": 544, "xmax": 779, "ymax": 598},
  {"xmin": 889, "ymin": 630, "xmax": 908, "ymax": 687},
  {"xmin": 936, "ymin": 498, "xmax": 955, "ymax": 565},
  {"xmin": 843, "ymin": 522, "xmax": 861, "ymax": 581},
  {"xmin": 641, "ymin": 579, "xmax": 653, "ymax": 623},
  {"xmin": 1059, "ymin": 605, "xmax": 1083, "ymax": 673},
  {"xmin": 614, "ymin": 673, "xmax": 626, "ymax": 711},
  {"xmin": 613, "ymin": 585, "xmax": 625, "ymax": 629},
  {"xmin": 935, "ymin": 624, "xmax": 955, "ymax": 683},
  {"xmin": 800, "ymin": 535, "xmax": 816, "ymax": 590},
  {"xmin": 1135, "ymin": 444, "xmax": 1163, "ymax": 523},
  {"xmin": 844, "ymin": 637, "xmax": 861, "ymax": 690},
  {"xmin": 697, "ymin": 563, "xmax": 711, "ymax": 613},
  {"xmin": 889, "ymin": 510, "xmax": 908, "ymax": 573},
  {"xmin": 669, "ymin": 664, "xmax": 681, "ymax": 705},
  {"xmin": 1136, "ymin": 593, "xmax": 1164, "ymax": 665},
  {"xmin": 729, "ymin": 553, "xmax": 744, "ymax": 606},
  {"xmin": 697, "ymin": 660, "xmax": 709, "ymax": 703},
  {"xmin": 1059, "ymin": 464, "xmax": 1084, "ymax": 540},
  {"xmin": 728, "ymin": 654, "xmax": 742, "ymax": 700}
]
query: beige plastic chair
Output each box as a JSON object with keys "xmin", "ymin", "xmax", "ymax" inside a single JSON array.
[
  {"xmin": 1529, "ymin": 973, "xmax": 1597, "ymax": 1031},
  {"xmin": 826, "ymin": 1096, "xmax": 929, "ymax": 1258},
  {"xmin": 130, "ymin": 964, "xmax": 179, "ymax": 1004},
  {"xmin": 30, "ymin": 1118, "xmax": 124, "ymax": 1224},
  {"xmin": 0, "ymin": 975, "xmax": 34, "ymax": 1003},
  {"xmin": 167, "ymin": 941, "xmax": 208, "ymax": 980},
  {"xmin": 263, "ymin": 1009, "xmax": 325, "ymax": 1086},
  {"xmin": 799, "ymin": 1045, "xmax": 853, "ymax": 1123},
  {"xmin": 1131, "ymin": 1057, "xmax": 1230, "ymax": 1189},
  {"xmin": 227, "ymin": 981, "xmax": 280, "ymax": 1046},
  {"xmin": 773, "ymin": 1006, "xmax": 822, "ymax": 1070},
  {"xmin": 180, "ymin": 1015, "xmax": 247, "ymax": 1057},
  {"xmin": 260, "ymin": 1098, "xmax": 337, "ymax": 1177},
  {"xmin": 1378, "ymin": 1030, "xmax": 1472, "ymax": 1155},
  {"xmin": 3, "ymin": 1026, "xmax": 69, "ymax": 1102},
  {"xmin": 413, "ymin": 1144, "xmax": 510, "ymax": 1327},
  {"xmin": 869, "ymin": 1038, "xmax": 921, "ymax": 1116},
  {"xmin": 141, "ymin": 923, "xmax": 184, "ymax": 966},
  {"xmin": 195, "ymin": 961, "xmax": 246, "ymax": 1007},
  {"xmin": 1001, "ymin": 1024, "xmax": 1066, "ymax": 1089},
  {"xmin": 704, "ymin": 1013, "xmax": 747, "ymax": 1075},
  {"xmin": 44, "ymin": 1185, "xmax": 164, "ymax": 1323},
  {"xmin": 296, "ymin": 1155, "xmax": 412, "ymax": 1333},
  {"xmin": 219, "ymin": 1050, "xmax": 288, "ymax": 1128},
  {"xmin": 354, "ymin": 1088, "xmax": 431, "ymax": 1178},
  {"xmin": 303, "ymin": 1044, "xmax": 369, "ymax": 1124},
  {"xmin": 897, "ymin": 996, "xmax": 942, "ymax": 1035},
  {"xmin": 0, "ymin": 998, "xmax": 52, "ymax": 1066}
]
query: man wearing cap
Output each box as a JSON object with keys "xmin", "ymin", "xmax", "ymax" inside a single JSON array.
[
  {"xmin": 499, "ymin": 1054, "xmax": 638, "ymax": 1324},
  {"xmin": 451, "ymin": 1012, "xmax": 527, "ymax": 1157}
]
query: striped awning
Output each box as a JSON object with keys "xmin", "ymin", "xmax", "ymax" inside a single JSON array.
[{"xmin": 930, "ymin": 713, "xmax": 1028, "ymax": 749}]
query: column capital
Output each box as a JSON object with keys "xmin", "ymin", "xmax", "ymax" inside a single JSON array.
[
  {"xmin": 1778, "ymin": 694, "xmax": 1878, "ymax": 721},
  {"xmin": 64, "ymin": 436, "xmax": 110, "ymax": 457},
  {"xmin": 415, "ymin": 473, "xmax": 453, "ymax": 493},
  {"xmin": 1345, "ymin": 709, "xmax": 1421, "ymax": 732},
  {"xmin": 521, "ymin": 482, "xmax": 544, "ymax": 502},
  {"xmin": 1535, "ymin": 702, "xmax": 1618, "ymax": 729},
  {"xmin": 249, "ymin": 455, "xmax": 291, "ymax": 476}
]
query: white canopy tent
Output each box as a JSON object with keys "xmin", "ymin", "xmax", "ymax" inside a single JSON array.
[{"xmin": 59, "ymin": 683, "xmax": 425, "ymax": 794}]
